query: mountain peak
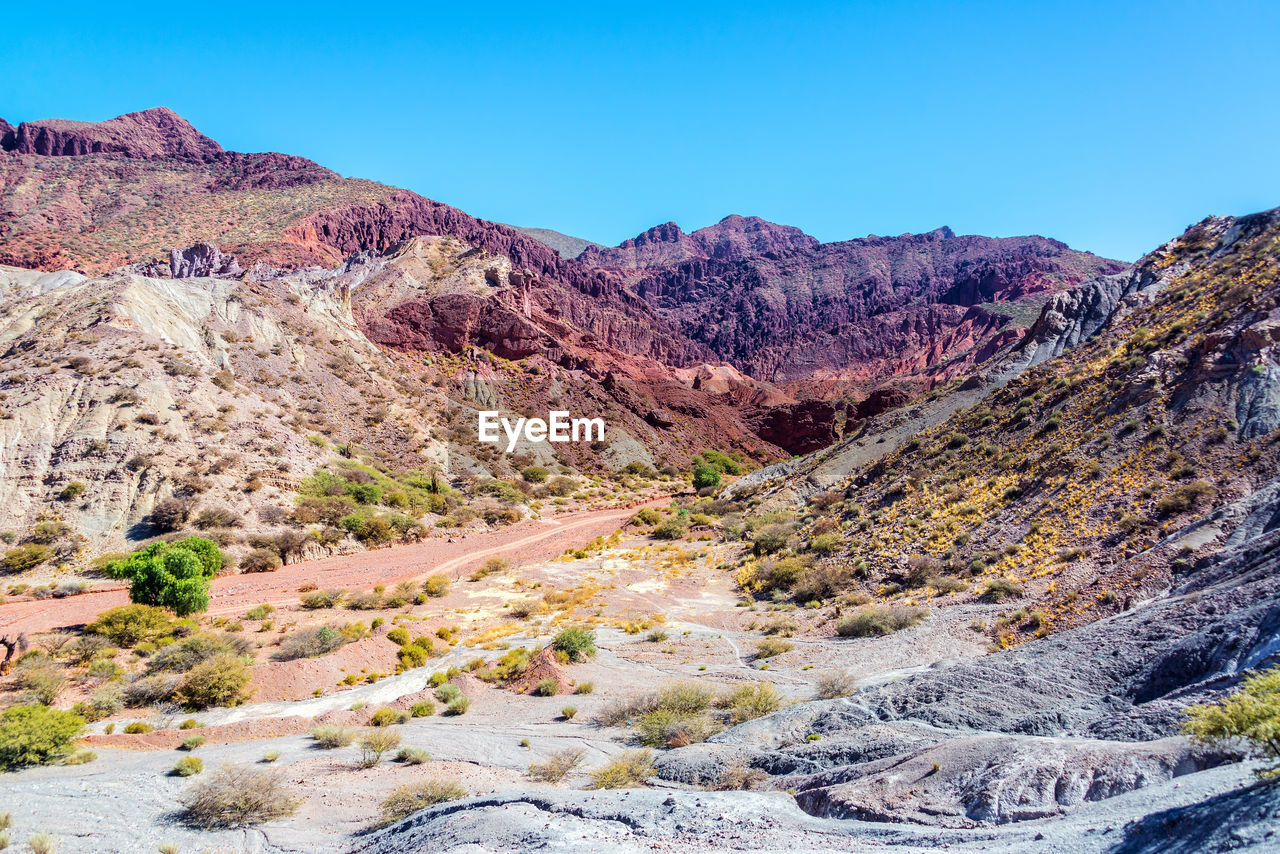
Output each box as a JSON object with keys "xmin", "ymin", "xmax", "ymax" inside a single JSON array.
[{"xmin": 2, "ymin": 106, "xmax": 225, "ymax": 162}]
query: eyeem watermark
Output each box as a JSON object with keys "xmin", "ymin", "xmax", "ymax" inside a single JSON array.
[{"xmin": 478, "ymin": 410, "xmax": 605, "ymax": 453}]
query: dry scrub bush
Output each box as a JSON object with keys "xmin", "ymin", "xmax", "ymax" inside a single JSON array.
[
  {"xmin": 587, "ymin": 749, "xmax": 655, "ymax": 789},
  {"xmin": 377, "ymin": 779, "xmax": 467, "ymax": 826},
  {"xmin": 310, "ymin": 725, "xmax": 354, "ymax": 748},
  {"xmin": 815, "ymin": 670, "xmax": 858, "ymax": 699},
  {"xmin": 835, "ymin": 605, "xmax": 928, "ymax": 638},
  {"xmin": 358, "ymin": 728, "xmax": 401, "ymax": 767},
  {"xmin": 180, "ymin": 764, "xmax": 298, "ymax": 828},
  {"xmin": 528, "ymin": 748, "xmax": 585, "ymax": 783}
]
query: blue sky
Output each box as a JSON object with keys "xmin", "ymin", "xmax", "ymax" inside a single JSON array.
[{"xmin": 4, "ymin": 1, "xmax": 1278, "ymax": 261}]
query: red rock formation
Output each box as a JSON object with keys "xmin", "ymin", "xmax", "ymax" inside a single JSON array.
[
  {"xmin": 853, "ymin": 386, "xmax": 911, "ymax": 421},
  {"xmin": 3, "ymin": 107, "xmax": 225, "ymax": 161},
  {"xmin": 749, "ymin": 400, "xmax": 843, "ymax": 455},
  {"xmin": 582, "ymin": 219, "xmax": 1124, "ymax": 396}
]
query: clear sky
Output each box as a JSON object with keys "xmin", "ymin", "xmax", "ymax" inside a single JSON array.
[{"xmin": 4, "ymin": 1, "xmax": 1278, "ymax": 261}]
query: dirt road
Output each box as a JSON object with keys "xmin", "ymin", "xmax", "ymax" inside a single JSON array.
[{"xmin": 0, "ymin": 500, "xmax": 662, "ymax": 636}]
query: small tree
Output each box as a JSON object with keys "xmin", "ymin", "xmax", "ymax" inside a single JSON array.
[
  {"xmin": 107, "ymin": 537, "xmax": 222, "ymax": 616},
  {"xmin": 1185, "ymin": 666, "xmax": 1280, "ymax": 778},
  {"xmin": 692, "ymin": 464, "xmax": 722, "ymax": 490}
]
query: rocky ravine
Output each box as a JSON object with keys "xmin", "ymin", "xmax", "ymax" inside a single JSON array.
[{"xmin": 360, "ymin": 473, "xmax": 1280, "ymax": 854}]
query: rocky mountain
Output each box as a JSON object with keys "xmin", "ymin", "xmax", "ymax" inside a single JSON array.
[
  {"xmin": 1, "ymin": 109, "xmax": 1132, "ymax": 443},
  {"xmin": 734, "ymin": 206, "xmax": 1280, "ymax": 645},
  {"xmin": 581, "ymin": 215, "xmax": 1125, "ymax": 399},
  {"xmin": 506, "ymin": 226, "xmax": 600, "ymax": 260}
]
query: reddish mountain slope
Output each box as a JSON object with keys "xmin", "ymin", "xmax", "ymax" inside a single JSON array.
[{"xmin": 582, "ymin": 217, "xmax": 1125, "ymax": 398}]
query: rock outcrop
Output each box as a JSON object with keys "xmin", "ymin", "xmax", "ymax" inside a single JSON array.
[
  {"xmin": 748, "ymin": 400, "xmax": 843, "ymax": 455},
  {"xmin": 1, "ymin": 107, "xmax": 225, "ymax": 162},
  {"xmin": 151, "ymin": 242, "xmax": 244, "ymax": 279}
]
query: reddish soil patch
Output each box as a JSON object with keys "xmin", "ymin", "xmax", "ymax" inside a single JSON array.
[
  {"xmin": 82, "ymin": 714, "xmax": 315, "ymax": 751},
  {"xmin": 511, "ymin": 647, "xmax": 574, "ymax": 695},
  {"xmin": 250, "ymin": 636, "xmax": 404, "ymax": 702},
  {"xmin": 0, "ymin": 500, "xmax": 661, "ymax": 637}
]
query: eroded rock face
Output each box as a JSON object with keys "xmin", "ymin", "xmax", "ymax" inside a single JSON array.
[
  {"xmin": 582, "ymin": 219, "xmax": 1124, "ymax": 394},
  {"xmin": 367, "ymin": 293, "xmax": 553, "ymax": 360},
  {"xmin": 852, "ymin": 386, "xmax": 910, "ymax": 421},
  {"xmin": 749, "ymin": 400, "xmax": 842, "ymax": 455},
  {"xmin": 163, "ymin": 243, "xmax": 243, "ymax": 279},
  {"xmin": 657, "ymin": 477, "xmax": 1280, "ymax": 830}
]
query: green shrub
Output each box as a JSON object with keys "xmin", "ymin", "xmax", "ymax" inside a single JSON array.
[
  {"xmin": 434, "ymin": 684, "xmax": 461, "ymax": 704},
  {"xmin": 521, "ymin": 466, "xmax": 549, "ymax": 483},
  {"xmin": 245, "ymin": 604, "xmax": 275, "ymax": 621},
  {"xmin": 147, "ymin": 632, "xmax": 249, "ymax": 674},
  {"xmin": 273, "ymin": 625, "xmax": 346, "ymax": 661},
  {"xmin": 377, "ymin": 779, "xmax": 467, "ymax": 826},
  {"xmin": 632, "ymin": 508, "xmax": 661, "ymax": 526},
  {"xmin": 692, "ymin": 465, "xmax": 722, "ymax": 490},
  {"xmin": 179, "ymin": 718, "xmax": 201, "ymax": 730},
  {"xmin": 1157, "ymin": 480, "xmax": 1216, "ymax": 515},
  {"xmin": 395, "ymin": 746, "xmax": 431, "ymax": 764},
  {"xmin": 173, "ymin": 654, "xmax": 251, "ymax": 709},
  {"xmin": 534, "ymin": 678, "xmax": 559, "ymax": 697},
  {"xmin": 1185, "ymin": 666, "xmax": 1280, "ymax": 777},
  {"xmin": 18, "ymin": 666, "xmax": 65, "ymax": 706},
  {"xmin": 124, "ymin": 722, "xmax": 153, "ymax": 734},
  {"xmin": 386, "ymin": 627, "xmax": 410, "ymax": 646},
  {"xmin": 300, "ymin": 589, "xmax": 344, "ymax": 609},
  {"xmin": 552, "ymin": 628, "xmax": 597, "ymax": 662},
  {"xmin": 980, "ymin": 577, "xmax": 1024, "ymax": 603},
  {"xmin": 1, "ymin": 544, "xmax": 53, "ymax": 572},
  {"xmin": 0, "ymin": 705, "xmax": 84, "ymax": 770},
  {"xmin": 753, "ymin": 638, "xmax": 793, "ymax": 659},
  {"xmin": 809, "ymin": 533, "xmax": 841, "ymax": 554},
  {"xmin": 751, "ymin": 524, "xmax": 793, "ymax": 556},
  {"xmin": 64, "ymin": 748, "xmax": 97, "ymax": 765},
  {"xmin": 651, "ymin": 517, "xmax": 689, "ymax": 540},
  {"xmin": 59, "ymin": 482, "xmax": 87, "ymax": 501},
  {"xmin": 87, "ymin": 604, "xmax": 176, "ymax": 646},
  {"xmin": 835, "ymin": 605, "xmax": 928, "ymax": 638},
  {"xmin": 561, "ymin": 705, "xmax": 578, "ymax": 720},
  {"xmin": 172, "ymin": 756, "xmax": 204, "ymax": 777},
  {"xmin": 410, "ymin": 700, "xmax": 435, "ymax": 717},
  {"xmin": 107, "ymin": 538, "xmax": 223, "ymax": 616},
  {"xmin": 574, "ymin": 681, "xmax": 595, "ymax": 695},
  {"xmin": 180, "ymin": 735, "xmax": 206, "ymax": 751},
  {"xmin": 445, "ymin": 696, "xmax": 471, "ymax": 716},
  {"xmin": 719, "ymin": 682, "xmax": 782, "ymax": 724},
  {"xmin": 421, "ymin": 575, "xmax": 449, "ymax": 597},
  {"xmin": 369, "ymin": 707, "xmax": 408, "ymax": 727}
]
